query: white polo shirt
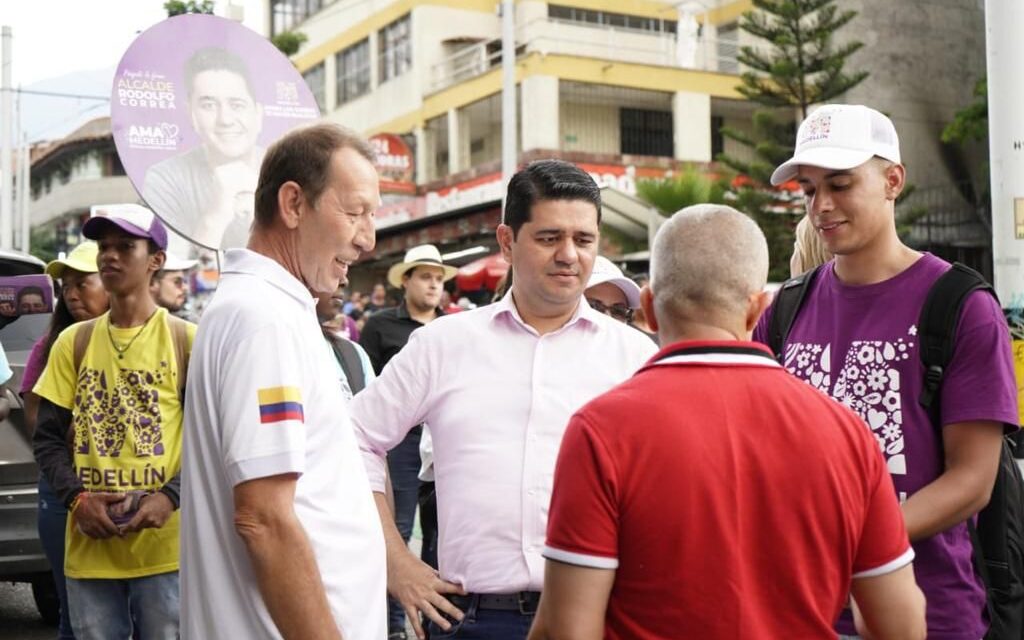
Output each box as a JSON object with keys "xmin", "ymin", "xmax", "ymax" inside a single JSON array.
[{"xmin": 180, "ymin": 249, "xmax": 386, "ymax": 640}]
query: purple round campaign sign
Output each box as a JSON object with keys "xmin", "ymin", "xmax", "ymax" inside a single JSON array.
[{"xmin": 111, "ymin": 14, "xmax": 320, "ymax": 250}]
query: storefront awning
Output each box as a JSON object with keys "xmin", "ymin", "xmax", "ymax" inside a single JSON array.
[{"xmin": 600, "ymin": 186, "xmax": 665, "ymax": 245}]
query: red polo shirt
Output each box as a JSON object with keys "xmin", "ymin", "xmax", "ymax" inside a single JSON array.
[{"xmin": 544, "ymin": 341, "xmax": 913, "ymax": 639}]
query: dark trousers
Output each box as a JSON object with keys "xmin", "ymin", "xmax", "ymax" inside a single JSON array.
[
  {"xmin": 418, "ymin": 481, "xmax": 438, "ymax": 569},
  {"xmin": 426, "ymin": 597, "xmax": 535, "ymax": 640},
  {"xmin": 38, "ymin": 475, "xmax": 75, "ymax": 639},
  {"xmin": 387, "ymin": 426, "xmax": 424, "ymax": 633}
]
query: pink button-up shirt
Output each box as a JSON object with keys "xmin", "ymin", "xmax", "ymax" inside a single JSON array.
[{"xmin": 350, "ymin": 293, "xmax": 657, "ymax": 593}]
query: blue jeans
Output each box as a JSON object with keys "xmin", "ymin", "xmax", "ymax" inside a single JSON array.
[
  {"xmin": 38, "ymin": 475, "xmax": 75, "ymax": 639},
  {"xmin": 426, "ymin": 598, "xmax": 535, "ymax": 640},
  {"xmin": 66, "ymin": 571, "xmax": 179, "ymax": 640},
  {"xmin": 388, "ymin": 426, "xmax": 424, "ymax": 633}
]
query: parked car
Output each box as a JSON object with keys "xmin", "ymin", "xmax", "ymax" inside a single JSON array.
[{"xmin": 0, "ymin": 249, "xmax": 59, "ymax": 625}]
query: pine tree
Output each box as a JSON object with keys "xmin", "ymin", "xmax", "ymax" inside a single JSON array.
[{"xmin": 717, "ymin": 0, "xmax": 868, "ymax": 280}]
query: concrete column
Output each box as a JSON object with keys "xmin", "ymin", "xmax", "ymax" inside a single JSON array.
[
  {"xmin": 369, "ymin": 32, "xmax": 379, "ymax": 90},
  {"xmin": 672, "ymin": 91, "xmax": 712, "ymax": 162},
  {"xmin": 323, "ymin": 54, "xmax": 337, "ymax": 114},
  {"xmin": 521, "ymin": 75, "xmax": 559, "ymax": 152},
  {"xmin": 446, "ymin": 108, "xmax": 470, "ymax": 174},
  {"xmin": 414, "ymin": 124, "xmax": 431, "ymax": 185},
  {"xmin": 986, "ymin": 0, "xmax": 1024, "ymax": 307}
]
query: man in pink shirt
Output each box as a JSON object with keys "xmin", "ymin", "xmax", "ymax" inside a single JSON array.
[{"xmin": 350, "ymin": 160, "xmax": 657, "ymax": 640}]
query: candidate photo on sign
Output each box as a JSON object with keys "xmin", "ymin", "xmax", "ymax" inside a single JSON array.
[{"xmin": 143, "ymin": 47, "xmax": 265, "ymax": 250}]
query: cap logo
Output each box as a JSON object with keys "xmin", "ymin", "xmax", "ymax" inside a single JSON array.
[{"xmin": 799, "ymin": 112, "xmax": 832, "ymax": 145}]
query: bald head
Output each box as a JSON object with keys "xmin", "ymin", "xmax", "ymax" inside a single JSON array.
[{"xmin": 650, "ymin": 204, "xmax": 769, "ymax": 334}]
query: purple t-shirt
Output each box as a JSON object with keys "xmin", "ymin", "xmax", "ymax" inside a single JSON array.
[
  {"xmin": 20, "ymin": 335, "xmax": 49, "ymax": 395},
  {"xmin": 754, "ymin": 253, "xmax": 1018, "ymax": 640}
]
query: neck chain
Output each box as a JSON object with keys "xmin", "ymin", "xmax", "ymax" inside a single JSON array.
[{"xmin": 106, "ymin": 309, "xmax": 158, "ymax": 359}]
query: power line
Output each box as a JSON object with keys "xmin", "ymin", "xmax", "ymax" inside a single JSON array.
[{"xmin": 0, "ymin": 87, "xmax": 109, "ymax": 101}]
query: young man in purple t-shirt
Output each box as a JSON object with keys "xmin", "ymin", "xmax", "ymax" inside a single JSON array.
[{"xmin": 754, "ymin": 104, "xmax": 1018, "ymax": 639}]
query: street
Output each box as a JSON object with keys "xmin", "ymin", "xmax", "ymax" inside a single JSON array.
[{"xmin": 0, "ymin": 581, "xmax": 52, "ymax": 640}]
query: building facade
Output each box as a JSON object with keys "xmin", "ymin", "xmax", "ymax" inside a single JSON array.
[
  {"xmin": 277, "ymin": 0, "xmax": 757, "ymax": 288},
  {"xmin": 277, "ymin": 0, "xmax": 990, "ymax": 288},
  {"xmin": 29, "ymin": 117, "xmax": 137, "ymax": 259}
]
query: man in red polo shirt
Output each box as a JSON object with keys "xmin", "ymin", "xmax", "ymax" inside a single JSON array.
[{"xmin": 528, "ymin": 204, "xmax": 926, "ymax": 640}]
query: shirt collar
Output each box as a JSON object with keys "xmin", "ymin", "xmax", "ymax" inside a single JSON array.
[
  {"xmin": 643, "ymin": 340, "xmax": 781, "ymax": 370},
  {"xmin": 221, "ymin": 248, "xmax": 316, "ymax": 309},
  {"xmin": 490, "ymin": 289, "xmax": 600, "ymax": 335}
]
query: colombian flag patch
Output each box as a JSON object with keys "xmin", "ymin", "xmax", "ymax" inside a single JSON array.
[{"xmin": 258, "ymin": 386, "xmax": 304, "ymax": 424}]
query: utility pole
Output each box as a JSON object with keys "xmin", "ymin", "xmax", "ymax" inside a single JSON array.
[
  {"xmin": 986, "ymin": 0, "xmax": 1024, "ymax": 312},
  {"xmin": 1, "ymin": 26, "xmax": 13, "ymax": 250},
  {"xmin": 20, "ymin": 135, "xmax": 29, "ymax": 253},
  {"xmin": 500, "ymin": 0, "xmax": 517, "ymax": 215}
]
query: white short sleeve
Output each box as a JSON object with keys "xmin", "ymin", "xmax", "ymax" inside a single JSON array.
[{"xmin": 218, "ymin": 323, "xmax": 308, "ymax": 486}]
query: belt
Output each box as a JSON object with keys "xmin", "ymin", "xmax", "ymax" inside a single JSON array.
[{"xmin": 449, "ymin": 591, "xmax": 541, "ymax": 615}]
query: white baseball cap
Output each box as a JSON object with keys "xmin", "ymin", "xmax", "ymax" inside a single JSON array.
[
  {"xmin": 770, "ymin": 104, "xmax": 901, "ymax": 186},
  {"xmin": 586, "ymin": 256, "xmax": 642, "ymax": 309},
  {"xmin": 162, "ymin": 252, "xmax": 198, "ymax": 272}
]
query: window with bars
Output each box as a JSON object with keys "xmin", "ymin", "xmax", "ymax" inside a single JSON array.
[
  {"xmin": 548, "ymin": 5, "xmax": 677, "ymax": 34},
  {"xmin": 620, "ymin": 108, "xmax": 674, "ymax": 157},
  {"xmin": 336, "ymin": 38, "xmax": 371, "ymax": 105},
  {"xmin": 303, "ymin": 62, "xmax": 326, "ymax": 112},
  {"xmin": 378, "ymin": 14, "xmax": 412, "ymax": 84},
  {"xmin": 270, "ymin": 0, "xmax": 332, "ymax": 37},
  {"xmin": 717, "ymin": 23, "xmax": 740, "ymax": 74}
]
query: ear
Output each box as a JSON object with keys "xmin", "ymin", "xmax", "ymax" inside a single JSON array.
[
  {"xmin": 745, "ymin": 290, "xmax": 771, "ymax": 334},
  {"xmin": 884, "ymin": 163, "xmax": 906, "ymax": 201},
  {"xmin": 496, "ymin": 224, "xmax": 514, "ymax": 264},
  {"xmin": 640, "ymin": 285, "xmax": 659, "ymax": 334},
  {"xmin": 150, "ymin": 250, "xmax": 167, "ymax": 274},
  {"xmin": 277, "ymin": 181, "xmax": 305, "ymax": 230}
]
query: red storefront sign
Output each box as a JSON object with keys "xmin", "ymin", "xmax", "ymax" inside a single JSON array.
[
  {"xmin": 370, "ymin": 133, "xmax": 415, "ymax": 194},
  {"xmin": 374, "ymin": 161, "xmax": 676, "ymax": 229}
]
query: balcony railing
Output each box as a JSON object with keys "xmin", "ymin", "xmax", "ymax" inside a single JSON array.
[{"xmin": 430, "ymin": 16, "xmax": 741, "ymax": 94}]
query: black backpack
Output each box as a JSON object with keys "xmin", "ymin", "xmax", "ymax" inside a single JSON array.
[
  {"xmin": 768, "ymin": 262, "xmax": 1024, "ymax": 639},
  {"xmin": 324, "ymin": 332, "xmax": 367, "ymax": 395}
]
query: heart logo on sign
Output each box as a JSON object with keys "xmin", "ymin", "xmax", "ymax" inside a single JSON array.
[{"xmin": 160, "ymin": 123, "xmax": 180, "ymax": 140}]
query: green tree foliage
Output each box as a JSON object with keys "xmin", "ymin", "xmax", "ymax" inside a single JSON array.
[
  {"xmin": 636, "ymin": 166, "xmax": 728, "ymax": 215},
  {"xmin": 717, "ymin": 0, "xmax": 868, "ymax": 280},
  {"xmin": 942, "ymin": 78, "xmax": 987, "ymax": 145},
  {"xmin": 271, "ymin": 31, "xmax": 309, "ymax": 57},
  {"xmin": 164, "ymin": 0, "xmax": 215, "ymax": 16},
  {"xmin": 29, "ymin": 226, "xmax": 58, "ymax": 264}
]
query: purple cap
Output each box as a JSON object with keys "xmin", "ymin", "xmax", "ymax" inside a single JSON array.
[{"xmin": 83, "ymin": 204, "xmax": 169, "ymax": 250}]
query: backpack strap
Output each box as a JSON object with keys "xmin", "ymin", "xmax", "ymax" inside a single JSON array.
[
  {"xmin": 766, "ymin": 265, "xmax": 822, "ymax": 361},
  {"xmin": 165, "ymin": 314, "xmax": 191, "ymax": 400},
  {"xmin": 917, "ymin": 264, "xmax": 1012, "ymax": 596},
  {"xmin": 69, "ymin": 318, "xmax": 97, "ymax": 450},
  {"xmin": 72, "ymin": 318, "xmax": 97, "ymax": 375},
  {"xmin": 332, "ymin": 337, "xmax": 366, "ymax": 395},
  {"xmin": 917, "ymin": 263, "xmax": 994, "ymax": 412}
]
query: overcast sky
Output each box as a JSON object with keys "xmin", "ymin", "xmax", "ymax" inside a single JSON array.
[
  {"xmin": 2, "ymin": 0, "xmax": 266, "ymax": 140},
  {"xmin": 2, "ymin": 0, "xmax": 265, "ymax": 87}
]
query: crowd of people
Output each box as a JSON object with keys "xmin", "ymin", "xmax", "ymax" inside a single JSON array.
[{"xmin": 15, "ymin": 103, "xmax": 1017, "ymax": 640}]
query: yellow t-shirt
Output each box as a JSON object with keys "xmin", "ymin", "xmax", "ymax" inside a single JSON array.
[{"xmin": 34, "ymin": 308, "xmax": 196, "ymax": 579}]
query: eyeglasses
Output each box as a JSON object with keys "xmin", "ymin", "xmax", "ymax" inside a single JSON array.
[{"xmin": 586, "ymin": 298, "xmax": 634, "ymax": 323}]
